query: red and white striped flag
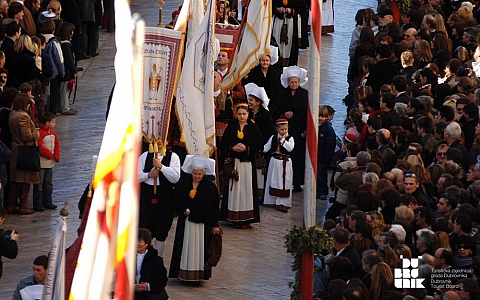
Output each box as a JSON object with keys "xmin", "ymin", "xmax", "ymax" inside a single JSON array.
[{"xmin": 68, "ymin": 0, "xmax": 143, "ymax": 299}]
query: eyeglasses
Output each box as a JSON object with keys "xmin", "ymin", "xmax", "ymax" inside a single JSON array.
[
  {"xmin": 457, "ymin": 287, "xmax": 465, "ymax": 291},
  {"xmin": 458, "ymin": 245, "xmax": 472, "ymax": 250},
  {"xmin": 404, "ymin": 173, "xmax": 417, "ymax": 178},
  {"xmin": 436, "ymin": 152, "xmax": 447, "ymax": 157},
  {"xmin": 457, "ymin": 108, "xmax": 464, "ymax": 112}
]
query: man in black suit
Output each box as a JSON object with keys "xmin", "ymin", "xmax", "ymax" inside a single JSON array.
[
  {"xmin": 331, "ymin": 228, "xmax": 363, "ymax": 279},
  {"xmin": 366, "ymin": 45, "xmax": 401, "ymax": 93},
  {"xmin": 392, "ymin": 76, "xmax": 410, "ymax": 105}
]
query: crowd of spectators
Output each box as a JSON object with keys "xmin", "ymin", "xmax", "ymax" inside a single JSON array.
[{"xmin": 316, "ymin": 1, "xmax": 480, "ymax": 299}]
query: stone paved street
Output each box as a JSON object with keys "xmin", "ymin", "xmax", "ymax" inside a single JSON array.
[{"xmin": 0, "ymin": 0, "xmax": 377, "ymax": 298}]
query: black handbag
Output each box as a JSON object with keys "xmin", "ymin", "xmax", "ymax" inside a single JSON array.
[{"xmin": 16, "ymin": 144, "xmax": 40, "ymax": 172}]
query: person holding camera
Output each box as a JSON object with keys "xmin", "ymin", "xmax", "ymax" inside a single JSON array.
[{"xmin": 0, "ymin": 206, "xmax": 19, "ymax": 279}]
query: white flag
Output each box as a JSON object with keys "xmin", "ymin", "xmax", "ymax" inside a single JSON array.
[
  {"xmin": 221, "ymin": 0, "xmax": 272, "ymax": 90},
  {"xmin": 176, "ymin": 0, "xmax": 216, "ymax": 157}
]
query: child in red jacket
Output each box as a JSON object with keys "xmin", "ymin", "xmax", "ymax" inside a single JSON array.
[{"xmin": 33, "ymin": 112, "xmax": 60, "ymax": 211}]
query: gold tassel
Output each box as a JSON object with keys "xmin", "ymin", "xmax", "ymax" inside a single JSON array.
[
  {"xmin": 160, "ymin": 146, "xmax": 166, "ymax": 156},
  {"xmin": 148, "ymin": 142, "xmax": 153, "ymax": 153},
  {"xmin": 237, "ymin": 131, "xmax": 244, "ymax": 140},
  {"xmin": 153, "ymin": 142, "xmax": 159, "ymax": 153},
  {"xmin": 189, "ymin": 189, "xmax": 197, "ymax": 199},
  {"xmin": 180, "ymin": 132, "xmax": 186, "ymax": 143}
]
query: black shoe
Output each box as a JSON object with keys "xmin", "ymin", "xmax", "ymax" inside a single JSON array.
[
  {"xmin": 77, "ymin": 67, "xmax": 84, "ymax": 72},
  {"xmin": 78, "ymin": 55, "xmax": 91, "ymax": 60},
  {"xmin": 33, "ymin": 206, "xmax": 45, "ymax": 212},
  {"xmin": 88, "ymin": 52, "xmax": 99, "ymax": 57},
  {"xmin": 43, "ymin": 204, "xmax": 57, "ymax": 209}
]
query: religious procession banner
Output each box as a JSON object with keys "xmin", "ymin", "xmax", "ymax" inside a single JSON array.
[
  {"xmin": 215, "ymin": 23, "xmax": 240, "ymax": 60},
  {"xmin": 141, "ymin": 27, "xmax": 184, "ymax": 144}
]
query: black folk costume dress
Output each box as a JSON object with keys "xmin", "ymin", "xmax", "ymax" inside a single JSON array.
[
  {"xmin": 219, "ymin": 118, "xmax": 263, "ymax": 223},
  {"xmin": 169, "ymin": 175, "xmax": 220, "ymax": 281}
]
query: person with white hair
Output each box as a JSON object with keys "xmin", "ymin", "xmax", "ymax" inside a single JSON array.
[
  {"xmin": 169, "ymin": 155, "xmax": 221, "ymax": 282},
  {"xmin": 389, "ymin": 224, "xmax": 406, "ymax": 243},
  {"xmin": 444, "ymin": 121, "xmax": 470, "ymax": 172}
]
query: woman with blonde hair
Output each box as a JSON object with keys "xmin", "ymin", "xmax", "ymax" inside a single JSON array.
[
  {"xmin": 407, "ymin": 154, "xmax": 424, "ymax": 167},
  {"xmin": 38, "ymin": 0, "xmax": 62, "ymax": 32},
  {"xmin": 433, "ymin": 13, "xmax": 448, "ymax": 36},
  {"xmin": 394, "ymin": 243, "xmax": 412, "ymax": 259},
  {"xmin": 10, "ymin": 34, "xmax": 38, "ymax": 88},
  {"xmin": 367, "ymin": 210, "xmax": 386, "ymax": 241},
  {"xmin": 395, "ymin": 205, "xmax": 415, "ymax": 223},
  {"xmin": 414, "ymin": 39, "xmax": 433, "ymax": 69},
  {"xmin": 370, "ymin": 262, "xmax": 393, "ymax": 299}
]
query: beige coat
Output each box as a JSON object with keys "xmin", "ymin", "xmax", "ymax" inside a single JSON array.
[{"xmin": 9, "ymin": 110, "xmax": 40, "ymax": 184}]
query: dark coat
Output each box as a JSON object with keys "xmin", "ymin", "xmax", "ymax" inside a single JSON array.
[
  {"xmin": 135, "ymin": 246, "xmax": 168, "ymax": 300},
  {"xmin": 169, "ymin": 175, "xmax": 220, "ymax": 280},
  {"xmin": 379, "ymin": 109, "xmax": 403, "ymax": 131},
  {"xmin": 379, "ymin": 145, "xmax": 397, "ymax": 172},
  {"xmin": 335, "ymin": 245, "xmax": 363, "ymax": 278},
  {"xmin": 463, "ymin": 118, "xmax": 478, "ymax": 151},
  {"xmin": 269, "ymin": 87, "xmax": 308, "ymax": 137},
  {"xmin": 318, "ymin": 121, "xmax": 336, "ymax": 165},
  {"xmin": 8, "ymin": 110, "xmax": 40, "ymax": 184},
  {"xmin": 0, "ymin": 232, "xmax": 18, "ymax": 278},
  {"xmin": 450, "ymin": 139, "xmax": 470, "ymax": 173},
  {"xmin": 9, "ymin": 49, "xmax": 38, "ymax": 88},
  {"xmin": 60, "ymin": 41, "xmax": 77, "ymax": 81},
  {"xmin": 366, "ymin": 59, "xmax": 401, "ymax": 93},
  {"xmin": 396, "ymin": 93, "xmax": 411, "ymax": 105},
  {"xmin": 250, "ymin": 106, "xmax": 275, "ymax": 145},
  {"xmin": 243, "ymin": 65, "xmax": 282, "ymax": 101},
  {"xmin": 1, "ymin": 37, "xmax": 15, "ymax": 73},
  {"xmin": 0, "ymin": 141, "xmax": 11, "ymax": 185}
]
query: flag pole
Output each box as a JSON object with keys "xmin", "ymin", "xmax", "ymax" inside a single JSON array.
[{"xmin": 301, "ymin": 0, "xmax": 321, "ymax": 298}]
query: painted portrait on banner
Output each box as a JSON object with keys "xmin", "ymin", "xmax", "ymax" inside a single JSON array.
[{"xmin": 141, "ymin": 27, "xmax": 183, "ymax": 143}]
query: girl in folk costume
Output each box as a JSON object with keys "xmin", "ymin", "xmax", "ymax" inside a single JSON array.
[
  {"xmin": 169, "ymin": 155, "xmax": 221, "ymax": 283},
  {"xmin": 263, "ymin": 118, "xmax": 294, "ymax": 212},
  {"xmin": 219, "ymin": 103, "xmax": 263, "ymax": 229}
]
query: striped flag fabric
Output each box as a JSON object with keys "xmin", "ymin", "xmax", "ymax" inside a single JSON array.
[
  {"xmin": 221, "ymin": 0, "xmax": 272, "ymax": 91},
  {"xmin": 175, "ymin": 0, "xmax": 216, "ymax": 157},
  {"xmin": 68, "ymin": 0, "xmax": 143, "ymax": 299}
]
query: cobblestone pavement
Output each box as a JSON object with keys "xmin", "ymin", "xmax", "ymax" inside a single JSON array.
[{"xmin": 0, "ymin": 0, "xmax": 377, "ymax": 298}]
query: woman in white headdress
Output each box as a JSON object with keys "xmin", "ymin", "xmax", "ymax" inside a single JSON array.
[
  {"xmin": 169, "ymin": 155, "xmax": 221, "ymax": 282},
  {"xmin": 245, "ymin": 83, "xmax": 275, "ymax": 202},
  {"xmin": 243, "ymin": 46, "xmax": 282, "ymax": 101},
  {"xmin": 269, "ymin": 66, "xmax": 308, "ymax": 193}
]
